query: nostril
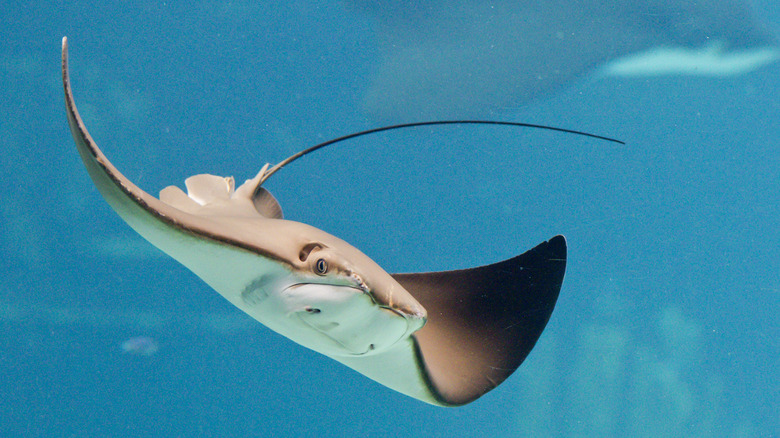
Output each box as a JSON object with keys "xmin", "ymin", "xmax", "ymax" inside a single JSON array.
[{"xmin": 305, "ymin": 307, "xmax": 321, "ymax": 314}]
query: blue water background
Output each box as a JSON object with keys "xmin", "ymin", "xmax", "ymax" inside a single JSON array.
[{"xmin": 1, "ymin": 1, "xmax": 777, "ymax": 436}]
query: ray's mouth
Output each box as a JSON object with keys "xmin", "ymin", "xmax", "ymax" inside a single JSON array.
[{"xmin": 349, "ymin": 272, "xmax": 370, "ymax": 294}]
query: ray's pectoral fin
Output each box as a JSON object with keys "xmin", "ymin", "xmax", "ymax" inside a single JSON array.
[{"xmin": 393, "ymin": 235, "xmax": 566, "ymax": 406}]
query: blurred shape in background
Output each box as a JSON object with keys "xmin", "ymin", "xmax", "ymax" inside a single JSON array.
[
  {"xmin": 120, "ymin": 336, "xmax": 159, "ymax": 356},
  {"xmin": 349, "ymin": 0, "xmax": 779, "ymax": 120}
]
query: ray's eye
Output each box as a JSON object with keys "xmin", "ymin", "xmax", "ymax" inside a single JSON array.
[{"xmin": 315, "ymin": 258, "xmax": 328, "ymax": 275}]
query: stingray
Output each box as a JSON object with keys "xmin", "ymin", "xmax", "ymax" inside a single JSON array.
[
  {"xmin": 61, "ymin": 38, "xmax": 620, "ymax": 406},
  {"xmin": 348, "ymin": 0, "xmax": 779, "ymax": 120}
]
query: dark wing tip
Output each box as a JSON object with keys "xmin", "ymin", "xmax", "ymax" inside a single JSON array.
[{"xmin": 393, "ymin": 235, "xmax": 566, "ymax": 406}]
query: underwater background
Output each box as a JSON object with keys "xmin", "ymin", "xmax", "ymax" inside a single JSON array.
[{"xmin": 1, "ymin": 1, "xmax": 778, "ymax": 436}]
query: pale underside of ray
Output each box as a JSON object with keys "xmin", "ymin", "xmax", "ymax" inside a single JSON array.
[{"xmin": 601, "ymin": 42, "xmax": 780, "ymax": 77}]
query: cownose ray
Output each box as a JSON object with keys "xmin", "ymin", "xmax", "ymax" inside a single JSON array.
[{"xmin": 62, "ymin": 37, "xmax": 620, "ymax": 406}]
